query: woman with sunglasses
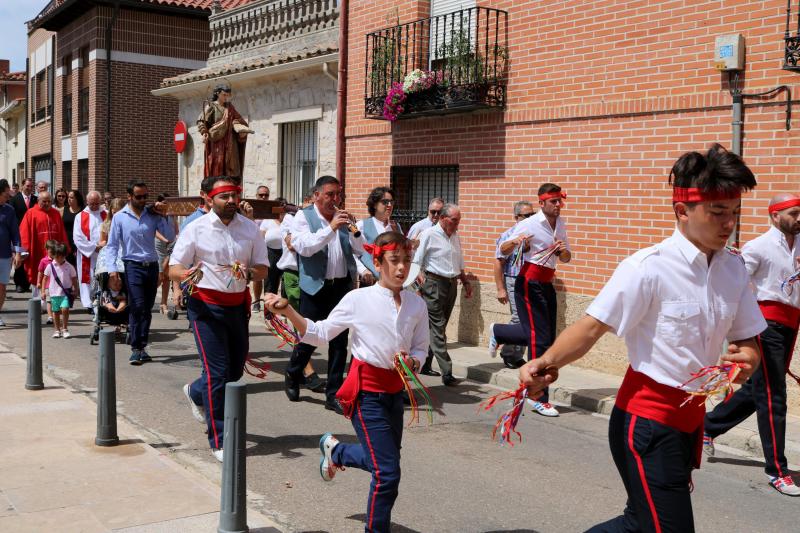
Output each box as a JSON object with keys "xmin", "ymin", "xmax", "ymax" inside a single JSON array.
[
  {"xmin": 62, "ymin": 190, "xmax": 85, "ymax": 269},
  {"xmin": 355, "ymin": 187, "xmax": 403, "ymax": 286},
  {"xmin": 53, "ymin": 189, "xmax": 68, "ymax": 216}
]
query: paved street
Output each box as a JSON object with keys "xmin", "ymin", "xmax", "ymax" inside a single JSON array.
[{"xmin": 0, "ymin": 290, "xmax": 797, "ymax": 532}]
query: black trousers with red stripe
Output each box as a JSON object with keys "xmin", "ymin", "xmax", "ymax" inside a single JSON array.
[
  {"xmin": 493, "ymin": 276, "xmax": 557, "ymax": 402},
  {"xmin": 704, "ymin": 321, "xmax": 796, "ymax": 478},
  {"xmin": 587, "ymin": 407, "xmax": 695, "ymax": 533},
  {"xmin": 186, "ymin": 297, "xmax": 249, "ymax": 450}
]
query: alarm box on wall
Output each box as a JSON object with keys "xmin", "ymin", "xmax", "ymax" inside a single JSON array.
[{"xmin": 714, "ymin": 34, "xmax": 745, "ymax": 71}]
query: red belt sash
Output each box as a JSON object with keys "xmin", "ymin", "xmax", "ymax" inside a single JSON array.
[
  {"xmin": 616, "ymin": 367, "xmax": 706, "ymax": 468},
  {"xmin": 192, "ymin": 287, "xmax": 250, "ymax": 307},
  {"xmin": 520, "ymin": 263, "xmax": 556, "ymax": 283},
  {"xmin": 758, "ymin": 300, "xmax": 800, "ymax": 330},
  {"xmin": 336, "ymin": 357, "xmax": 404, "ymax": 419}
]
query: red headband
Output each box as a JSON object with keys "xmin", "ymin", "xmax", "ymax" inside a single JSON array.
[
  {"xmin": 208, "ymin": 185, "xmax": 242, "ymax": 199},
  {"xmin": 539, "ymin": 192, "xmax": 566, "ymax": 202},
  {"xmin": 363, "ymin": 242, "xmax": 399, "ymax": 257},
  {"xmin": 672, "ymin": 187, "xmax": 741, "ymax": 203},
  {"xmin": 768, "ymin": 198, "xmax": 800, "ymax": 214}
]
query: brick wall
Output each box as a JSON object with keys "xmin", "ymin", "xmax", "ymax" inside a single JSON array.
[{"xmin": 27, "ymin": 28, "xmax": 56, "ymax": 179}]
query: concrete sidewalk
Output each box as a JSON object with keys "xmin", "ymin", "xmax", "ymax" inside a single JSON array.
[
  {"xmin": 447, "ymin": 342, "xmax": 800, "ymax": 467},
  {"xmin": 0, "ymin": 345, "xmax": 280, "ymax": 533}
]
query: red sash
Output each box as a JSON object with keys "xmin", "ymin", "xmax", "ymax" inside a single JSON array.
[
  {"xmin": 615, "ymin": 367, "xmax": 706, "ymax": 468},
  {"xmin": 759, "ymin": 300, "xmax": 800, "ymax": 331},
  {"xmin": 521, "ymin": 263, "xmax": 556, "ymax": 283},
  {"xmin": 336, "ymin": 358, "xmax": 404, "ymax": 419},
  {"xmin": 192, "ymin": 287, "xmax": 249, "ymax": 307},
  {"xmin": 80, "ymin": 210, "xmax": 107, "ymax": 283}
]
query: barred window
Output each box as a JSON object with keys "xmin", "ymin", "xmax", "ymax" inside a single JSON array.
[
  {"xmin": 279, "ymin": 120, "xmax": 317, "ymax": 205},
  {"xmin": 390, "ymin": 166, "xmax": 459, "ymax": 230}
]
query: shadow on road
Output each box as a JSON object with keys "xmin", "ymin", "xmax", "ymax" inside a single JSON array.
[
  {"xmin": 346, "ymin": 513, "xmax": 423, "ymax": 533},
  {"xmin": 707, "ymin": 456, "xmax": 765, "ymax": 468},
  {"xmin": 246, "ymin": 432, "xmax": 330, "ymax": 458}
]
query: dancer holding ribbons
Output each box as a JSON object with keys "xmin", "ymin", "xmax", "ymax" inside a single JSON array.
[
  {"xmin": 703, "ymin": 192, "xmax": 800, "ymax": 496},
  {"xmin": 169, "ymin": 175, "xmax": 268, "ymax": 463},
  {"xmin": 519, "ymin": 144, "xmax": 766, "ymax": 532},
  {"xmin": 488, "ymin": 183, "xmax": 571, "ymax": 417},
  {"xmin": 264, "ymin": 231, "xmax": 430, "ymax": 533}
]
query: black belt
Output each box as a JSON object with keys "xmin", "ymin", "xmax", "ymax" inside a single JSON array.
[
  {"xmin": 323, "ymin": 276, "xmax": 350, "ymax": 286},
  {"xmin": 123, "ymin": 259, "xmax": 157, "ymax": 268},
  {"xmin": 425, "ymin": 271, "xmax": 458, "ymax": 282}
]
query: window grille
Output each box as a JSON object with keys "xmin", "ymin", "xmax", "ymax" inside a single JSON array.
[
  {"xmin": 279, "ymin": 120, "xmax": 318, "ymax": 205},
  {"xmin": 390, "ymin": 166, "xmax": 459, "ymax": 230}
]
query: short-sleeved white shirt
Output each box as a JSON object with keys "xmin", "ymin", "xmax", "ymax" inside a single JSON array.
[
  {"xmin": 505, "ymin": 210, "xmax": 570, "ymax": 269},
  {"xmin": 276, "ymin": 213, "xmax": 297, "ymax": 271},
  {"xmin": 170, "ymin": 211, "xmax": 268, "ymax": 293},
  {"xmin": 586, "ymin": 229, "xmax": 767, "ymax": 388},
  {"xmin": 743, "ymin": 225, "xmax": 800, "ymax": 309}
]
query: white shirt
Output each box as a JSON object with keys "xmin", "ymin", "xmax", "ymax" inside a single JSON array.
[
  {"xmin": 586, "ymin": 229, "xmax": 767, "ymax": 388},
  {"xmin": 290, "ymin": 205, "xmax": 365, "ymax": 279},
  {"xmin": 73, "ymin": 207, "xmax": 106, "ymax": 258},
  {"xmin": 301, "ymin": 284, "xmax": 429, "ymax": 369},
  {"xmin": 170, "ymin": 211, "xmax": 268, "ymax": 293},
  {"xmin": 259, "ymin": 218, "xmax": 283, "ymax": 250},
  {"xmin": 407, "ymin": 217, "xmax": 434, "ymax": 240},
  {"xmin": 743, "ymin": 225, "xmax": 800, "ymax": 309},
  {"xmin": 505, "ymin": 210, "xmax": 570, "ymax": 269},
  {"xmin": 355, "ymin": 216, "xmax": 399, "ymax": 275},
  {"xmin": 412, "ymin": 223, "xmax": 464, "ymax": 278},
  {"xmin": 276, "ymin": 213, "xmax": 297, "ymax": 271}
]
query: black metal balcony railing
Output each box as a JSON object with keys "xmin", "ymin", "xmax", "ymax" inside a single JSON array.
[
  {"xmin": 365, "ymin": 7, "xmax": 507, "ymax": 120},
  {"xmin": 784, "ymin": 1, "xmax": 800, "ymax": 71}
]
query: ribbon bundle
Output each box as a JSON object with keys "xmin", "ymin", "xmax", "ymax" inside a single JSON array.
[
  {"xmin": 780, "ymin": 268, "xmax": 800, "ymax": 296},
  {"xmin": 218, "ymin": 261, "xmax": 246, "ymax": 288},
  {"xmin": 179, "ymin": 263, "xmax": 204, "ymax": 296},
  {"xmin": 244, "ymin": 353, "xmax": 271, "ymax": 379},
  {"xmin": 509, "ymin": 241, "xmax": 526, "ymax": 269},
  {"xmin": 529, "ymin": 243, "xmax": 560, "ymax": 266},
  {"xmin": 393, "ymin": 353, "xmax": 435, "ymax": 426},
  {"xmin": 479, "ymin": 383, "xmax": 528, "ymax": 446},
  {"xmin": 263, "ymin": 307, "xmax": 300, "ymax": 348},
  {"xmin": 678, "ymin": 363, "xmax": 742, "ymax": 407}
]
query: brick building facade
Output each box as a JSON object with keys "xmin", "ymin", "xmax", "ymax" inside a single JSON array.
[
  {"xmin": 26, "ymin": 0, "xmax": 247, "ymax": 196},
  {"xmin": 344, "ymin": 1, "xmax": 800, "ymax": 378}
]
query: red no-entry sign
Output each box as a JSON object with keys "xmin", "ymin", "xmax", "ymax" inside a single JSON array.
[{"xmin": 174, "ymin": 121, "xmax": 188, "ymax": 153}]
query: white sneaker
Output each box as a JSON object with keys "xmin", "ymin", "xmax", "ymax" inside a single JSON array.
[
  {"xmin": 62, "ymin": 330, "xmax": 71, "ymax": 339},
  {"xmin": 0, "ymin": 315, "xmax": 5, "ymax": 326},
  {"xmin": 319, "ymin": 432, "xmax": 341, "ymax": 481},
  {"xmin": 527, "ymin": 399, "xmax": 559, "ymax": 417},
  {"xmin": 46, "ymin": 316, "xmax": 53, "ymax": 324},
  {"xmin": 183, "ymin": 384, "xmax": 205, "ymax": 424},
  {"xmin": 52, "ymin": 330, "xmax": 61, "ymax": 338},
  {"xmin": 702, "ymin": 434, "xmax": 715, "ymax": 457},
  {"xmin": 769, "ymin": 475, "xmax": 800, "ymax": 496},
  {"xmin": 488, "ymin": 323, "xmax": 498, "ymax": 358},
  {"xmin": 212, "ymin": 448, "xmax": 223, "ymax": 462}
]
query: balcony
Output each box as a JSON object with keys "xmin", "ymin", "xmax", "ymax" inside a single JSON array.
[
  {"xmin": 785, "ymin": 2, "xmax": 800, "ymax": 71},
  {"xmin": 365, "ymin": 7, "xmax": 507, "ymax": 121},
  {"xmin": 208, "ymin": 0, "xmax": 339, "ymax": 63}
]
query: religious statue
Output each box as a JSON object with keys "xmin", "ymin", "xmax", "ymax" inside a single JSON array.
[{"xmin": 197, "ymin": 83, "xmax": 254, "ymax": 179}]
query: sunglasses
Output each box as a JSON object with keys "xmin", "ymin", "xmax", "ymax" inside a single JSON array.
[
  {"xmin": 380, "ymin": 199, "xmax": 395, "ymax": 206},
  {"xmin": 429, "ymin": 209, "xmax": 441, "ymax": 215},
  {"xmin": 516, "ymin": 212, "xmax": 534, "ymax": 219},
  {"xmin": 133, "ymin": 194, "xmax": 149, "ymax": 200},
  {"xmin": 256, "ymin": 193, "xmax": 269, "ymax": 198}
]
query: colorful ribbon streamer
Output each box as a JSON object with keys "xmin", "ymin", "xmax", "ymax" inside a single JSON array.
[
  {"xmin": 780, "ymin": 268, "xmax": 800, "ymax": 296},
  {"xmin": 179, "ymin": 263, "xmax": 204, "ymax": 296},
  {"xmin": 678, "ymin": 363, "xmax": 742, "ymax": 407},
  {"xmin": 509, "ymin": 242, "xmax": 525, "ymax": 269},
  {"xmin": 244, "ymin": 353, "xmax": 271, "ymax": 379},
  {"xmin": 263, "ymin": 308, "xmax": 300, "ymax": 348},
  {"xmin": 529, "ymin": 243, "xmax": 560, "ymax": 266},
  {"xmin": 479, "ymin": 383, "xmax": 528, "ymax": 446},
  {"xmin": 393, "ymin": 353, "xmax": 435, "ymax": 426},
  {"xmin": 217, "ymin": 261, "xmax": 247, "ymax": 288}
]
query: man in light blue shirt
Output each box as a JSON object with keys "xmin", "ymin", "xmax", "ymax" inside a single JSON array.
[{"xmin": 106, "ymin": 180, "xmax": 174, "ymax": 365}]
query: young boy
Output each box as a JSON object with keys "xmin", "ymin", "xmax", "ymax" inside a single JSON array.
[
  {"xmin": 44, "ymin": 243, "xmax": 78, "ymax": 339},
  {"xmin": 264, "ymin": 231, "xmax": 429, "ymax": 533},
  {"xmin": 37, "ymin": 240, "xmax": 57, "ymax": 324}
]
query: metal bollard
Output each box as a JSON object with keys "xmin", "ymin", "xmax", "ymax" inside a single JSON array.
[
  {"xmin": 25, "ymin": 298, "xmax": 44, "ymax": 390},
  {"xmin": 218, "ymin": 381, "xmax": 248, "ymax": 533},
  {"xmin": 95, "ymin": 329, "xmax": 119, "ymax": 446}
]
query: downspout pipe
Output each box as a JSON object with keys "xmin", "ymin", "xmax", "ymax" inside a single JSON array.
[
  {"xmin": 105, "ymin": 2, "xmax": 120, "ymax": 194},
  {"xmin": 25, "ymin": 57, "xmax": 29, "ymax": 186},
  {"xmin": 335, "ymin": 0, "xmax": 348, "ymax": 192},
  {"xmin": 50, "ymin": 36, "xmax": 56, "ymax": 188},
  {"xmin": 731, "ymin": 92, "xmax": 743, "ymax": 156}
]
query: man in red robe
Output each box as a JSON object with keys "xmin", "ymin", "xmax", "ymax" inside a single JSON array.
[{"xmin": 20, "ymin": 191, "xmax": 70, "ymax": 287}]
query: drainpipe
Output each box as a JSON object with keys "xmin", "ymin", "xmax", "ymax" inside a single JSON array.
[
  {"xmin": 336, "ymin": 0, "xmax": 348, "ymax": 191},
  {"xmin": 50, "ymin": 37, "xmax": 56, "ymax": 188},
  {"xmin": 731, "ymin": 91, "xmax": 743, "ymax": 157},
  {"xmin": 25, "ymin": 57, "xmax": 29, "ymax": 185},
  {"xmin": 322, "ymin": 62, "xmax": 337, "ymax": 82},
  {"xmin": 105, "ymin": 2, "xmax": 120, "ymax": 193}
]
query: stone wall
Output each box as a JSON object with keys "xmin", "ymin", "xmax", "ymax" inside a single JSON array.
[{"xmin": 176, "ymin": 67, "xmax": 338, "ymax": 197}]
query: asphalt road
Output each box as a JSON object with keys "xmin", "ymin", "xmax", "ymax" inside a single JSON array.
[{"xmin": 0, "ymin": 290, "xmax": 797, "ymax": 532}]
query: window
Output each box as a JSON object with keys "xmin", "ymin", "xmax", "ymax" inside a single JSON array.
[
  {"xmin": 63, "ymin": 94, "xmax": 72, "ymax": 135},
  {"xmin": 33, "ymin": 155, "xmax": 52, "ymax": 189},
  {"xmin": 279, "ymin": 120, "xmax": 318, "ymax": 205},
  {"xmin": 62, "ymin": 161, "xmax": 72, "ymax": 191},
  {"xmin": 78, "ymin": 159, "xmax": 89, "ymax": 193},
  {"xmin": 78, "ymin": 87, "xmax": 89, "ymax": 131},
  {"xmin": 390, "ymin": 166, "xmax": 459, "ymax": 229},
  {"xmin": 35, "ymin": 71, "xmax": 46, "ymax": 121}
]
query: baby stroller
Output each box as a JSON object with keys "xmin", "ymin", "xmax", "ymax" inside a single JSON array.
[{"xmin": 89, "ymin": 271, "xmax": 130, "ymax": 345}]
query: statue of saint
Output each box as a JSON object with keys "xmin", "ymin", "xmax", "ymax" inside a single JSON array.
[{"xmin": 197, "ymin": 84, "xmax": 253, "ymax": 179}]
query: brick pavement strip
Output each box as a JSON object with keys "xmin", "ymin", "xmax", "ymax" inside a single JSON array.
[{"xmin": 0, "ymin": 346, "xmax": 281, "ymax": 533}]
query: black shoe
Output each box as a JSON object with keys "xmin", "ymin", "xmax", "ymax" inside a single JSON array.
[
  {"xmin": 129, "ymin": 351, "xmax": 143, "ymax": 366},
  {"xmin": 284, "ymin": 374, "xmax": 300, "ymax": 402},
  {"xmin": 420, "ymin": 367, "xmax": 441, "ymax": 377},
  {"xmin": 139, "ymin": 350, "xmax": 152, "ymax": 363},
  {"xmin": 15, "ymin": 286, "xmax": 25, "ymax": 294},
  {"xmin": 442, "ymin": 374, "xmax": 460, "ymax": 386},
  {"xmin": 502, "ymin": 357, "xmax": 525, "ymax": 369},
  {"xmin": 304, "ymin": 372, "xmax": 327, "ymax": 393},
  {"xmin": 324, "ymin": 398, "xmax": 344, "ymax": 415}
]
